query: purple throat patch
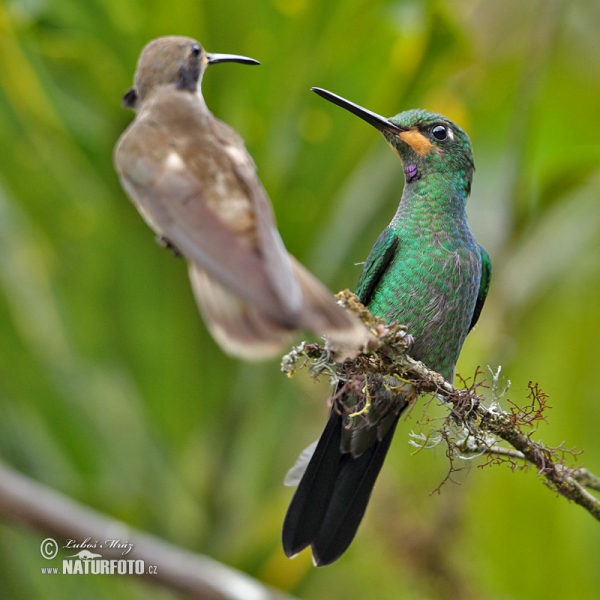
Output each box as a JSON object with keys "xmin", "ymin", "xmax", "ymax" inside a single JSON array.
[{"xmin": 404, "ymin": 164, "xmax": 420, "ymax": 182}]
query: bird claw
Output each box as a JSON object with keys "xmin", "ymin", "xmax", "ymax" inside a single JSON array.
[
  {"xmin": 156, "ymin": 235, "xmax": 182, "ymax": 257},
  {"xmin": 398, "ymin": 330, "xmax": 415, "ymax": 348}
]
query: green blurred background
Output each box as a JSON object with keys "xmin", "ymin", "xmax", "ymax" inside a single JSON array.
[{"xmin": 1, "ymin": 0, "xmax": 600, "ymax": 597}]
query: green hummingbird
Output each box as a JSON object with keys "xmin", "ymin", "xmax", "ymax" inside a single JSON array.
[
  {"xmin": 282, "ymin": 88, "xmax": 491, "ymax": 566},
  {"xmin": 114, "ymin": 38, "xmax": 367, "ymax": 360}
]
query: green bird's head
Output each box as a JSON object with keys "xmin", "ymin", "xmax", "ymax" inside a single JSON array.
[{"xmin": 312, "ymin": 88, "xmax": 474, "ymax": 194}]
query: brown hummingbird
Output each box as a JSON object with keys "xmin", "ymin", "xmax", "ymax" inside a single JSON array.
[{"xmin": 114, "ymin": 36, "xmax": 367, "ymax": 360}]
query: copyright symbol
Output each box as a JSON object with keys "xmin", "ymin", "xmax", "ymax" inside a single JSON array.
[{"xmin": 40, "ymin": 538, "xmax": 58, "ymax": 560}]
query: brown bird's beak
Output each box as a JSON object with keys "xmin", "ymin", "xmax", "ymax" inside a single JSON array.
[
  {"xmin": 311, "ymin": 87, "xmax": 405, "ymax": 134},
  {"xmin": 207, "ymin": 53, "xmax": 260, "ymax": 66}
]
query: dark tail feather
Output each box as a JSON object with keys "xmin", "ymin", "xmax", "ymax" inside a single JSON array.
[
  {"xmin": 282, "ymin": 410, "xmax": 344, "ymax": 557},
  {"xmin": 310, "ymin": 415, "xmax": 400, "ymax": 566}
]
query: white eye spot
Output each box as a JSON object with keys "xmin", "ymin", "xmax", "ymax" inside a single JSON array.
[
  {"xmin": 224, "ymin": 144, "xmax": 247, "ymax": 166},
  {"xmin": 165, "ymin": 151, "xmax": 186, "ymax": 171},
  {"xmin": 447, "ymin": 128, "xmax": 455, "ymax": 141}
]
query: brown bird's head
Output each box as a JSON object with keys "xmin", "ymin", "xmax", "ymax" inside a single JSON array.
[{"xmin": 123, "ymin": 36, "xmax": 259, "ymax": 109}]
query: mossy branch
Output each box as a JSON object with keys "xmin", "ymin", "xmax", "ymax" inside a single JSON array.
[{"xmin": 282, "ymin": 290, "xmax": 600, "ymax": 521}]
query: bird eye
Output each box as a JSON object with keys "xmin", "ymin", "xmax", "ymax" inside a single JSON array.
[
  {"xmin": 431, "ymin": 125, "xmax": 448, "ymax": 141},
  {"xmin": 191, "ymin": 43, "xmax": 201, "ymax": 57}
]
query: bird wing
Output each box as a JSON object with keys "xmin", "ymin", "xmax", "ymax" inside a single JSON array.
[
  {"xmin": 354, "ymin": 227, "xmax": 399, "ymax": 305},
  {"xmin": 114, "ymin": 118, "xmax": 299, "ymax": 320},
  {"xmin": 210, "ymin": 119, "xmax": 304, "ymax": 316},
  {"xmin": 207, "ymin": 120, "xmax": 368, "ymax": 347},
  {"xmin": 469, "ymin": 244, "xmax": 491, "ymax": 331}
]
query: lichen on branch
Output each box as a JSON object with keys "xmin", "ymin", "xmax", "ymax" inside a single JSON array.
[{"xmin": 281, "ymin": 291, "xmax": 600, "ymax": 521}]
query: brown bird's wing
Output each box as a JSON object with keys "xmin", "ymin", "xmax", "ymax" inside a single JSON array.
[
  {"xmin": 114, "ymin": 115, "xmax": 298, "ymax": 322},
  {"xmin": 209, "ymin": 119, "xmax": 305, "ymax": 316},
  {"xmin": 210, "ymin": 119, "xmax": 369, "ymax": 349}
]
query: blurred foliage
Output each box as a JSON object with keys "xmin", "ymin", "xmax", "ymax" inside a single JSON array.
[{"xmin": 0, "ymin": 0, "xmax": 600, "ymax": 598}]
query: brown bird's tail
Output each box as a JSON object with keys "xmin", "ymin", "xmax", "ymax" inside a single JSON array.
[
  {"xmin": 287, "ymin": 256, "xmax": 372, "ymax": 361},
  {"xmin": 189, "ymin": 263, "xmax": 295, "ymax": 360},
  {"xmin": 189, "ymin": 259, "xmax": 370, "ymax": 361}
]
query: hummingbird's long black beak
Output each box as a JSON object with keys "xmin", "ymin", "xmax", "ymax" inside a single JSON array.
[
  {"xmin": 312, "ymin": 87, "xmax": 404, "ymax": 133},
  {"xmin": 208, "ymin": 53, "xmax": 260, "ymax": 66}
]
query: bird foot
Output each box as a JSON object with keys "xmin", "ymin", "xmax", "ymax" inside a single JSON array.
[
  {"xmin": 156, "ymin": 235, "xmax": 182, "ymax": 257},
  {"xmin": 397, "ymin": 330, "xmax": 415, "ymax": 348},
  {"xmin": 348, "ymin": 378, "xmax": 372, "ymax": 417}
]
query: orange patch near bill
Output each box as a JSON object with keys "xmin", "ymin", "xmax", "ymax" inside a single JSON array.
[{"xmin": 399, "ymin": 129, "xmax": 434, "ymax": 157}]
